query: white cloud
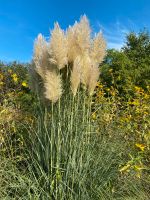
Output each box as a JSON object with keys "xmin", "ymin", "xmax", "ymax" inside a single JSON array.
[
  {"xmin": 108, "ymin": 42, "xmax": 123, "ymax": 50},
  {"xmin": 96, "ymin": 20, "xmax": 130, "ymax": 50}
]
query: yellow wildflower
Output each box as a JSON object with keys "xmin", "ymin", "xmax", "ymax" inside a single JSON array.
[
  {"xmin": 134, "ymin": 165, "xmax": 144, "ymax": 171},
  {"xmin": 144, "ymin": 111, "xmax": 148, "ymax": 115},
  {"xmin": 121, "ymin": 114, "xmax": 132, "ymax": 123},
  {"xmin": 135, "ymin": 143, "xmax": 146, "ymax": 151},
  {"xmin": 11, "ymin": 73, "xmax": 17, "ymax": 78},
  {"xmin": 13, "ymin": 77, "xmax": 18, "ymax": 82},
  {"xmin": 11, "ymin": 73, "xmax": 18, "ymax": 83},
  {"xmin": 119, "ymin": 164, "xmax": 130, "ymax": 172},
  {"xmin": 92, "ymin": 113, "xmax": 96, "ymax": 120},
  {"xmin": 134, "ymin": 86, "xmax": 141, "ymax": 91},
  {"xmin": 22, "ymin": 81, "xmax": 28, "ymax": 87},
  {"xmin": 144, "ymin": 94, "xmax": 149, "ymax": 99},
  {"xmin": 134, "ymin": 86, "xmax": 144, "ymax": 94},
  {"xmin": 128, "ymin": 99, "xmax": 140, "ymax": 106},
  {"xmin": 96, "ymin": 82, "xmax": 103, "ymax": 88}
]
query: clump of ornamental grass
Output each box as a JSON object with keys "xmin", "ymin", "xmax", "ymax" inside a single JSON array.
[{"xmin": 26, "ymin": 15, "xmax": 150, "ymax": 200}]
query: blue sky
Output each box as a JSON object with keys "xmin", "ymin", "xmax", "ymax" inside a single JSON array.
[{"xmin": 0, "ymin": 0, "xmax": 150, "ymax": 62}]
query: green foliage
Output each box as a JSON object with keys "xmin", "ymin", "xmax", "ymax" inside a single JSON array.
[
  {"xmin": 123, "ymin": 30, "xmax": 150, "ymax": 88},
  {"xmin": 101, "ymin": 49, "xmax": 133, "ymax": 95},
  {"xmin": 101, "ymin": 30, "xmax": 150, "ymax": 97}
]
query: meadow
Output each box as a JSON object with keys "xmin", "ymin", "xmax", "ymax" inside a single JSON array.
[{"xmin": 0, "ymin": 16, "xmax": 150, "ymax": 199}]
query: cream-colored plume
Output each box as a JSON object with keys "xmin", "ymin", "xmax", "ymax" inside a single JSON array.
[
  {"xmin": 70, "ymin": 56, "xmax": 81, "ymax": 96},
  {"xmin": 90, "ymin": 32, "xmax": 107, "ymax": 64},
  {"xmin": 88, "ymin": 62, "xmax": 100, "ymax": 95},
  {"xmin": 67, "ymin": 15, "xmax": 91, "ymax": 62},
  {"xmin": 49, "ymin": 23, "xmax": 68, "ymax": 69},
  {"xmin": 44, "ymin": 70, "xmax": 63, "ymax": 103},
  {"xmin": 70, "ymin": 53, "xmax": 96, "ymax": 93},
  {"xmin": 80, "ymin": 53, "xmax": 91, "ymax": 86},
  {"xmin": 76, "ymin": 15, "xmax": 91, "ymax": 53},
  {"xmin": 77, "ymin": 53, "xmax": 100, "ymax": 94},
  {"xmin": 67, "ymin": 23, "xmax": 79, "ymax": 62},
  {"xmin": 33, "ymin": 34, "xmax": 49, "ymax": 79},
  {"xmin": 67, "ymin": 15, "xmax": 105, "ymax": 95}
]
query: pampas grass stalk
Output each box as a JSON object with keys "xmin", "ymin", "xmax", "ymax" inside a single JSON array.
[
  {"xmin": 44, "ymin": 70, "xmax": 63, "ymax": 102},
  {"xmin": 70, "ymin": 56, "xmax": 81, "ymax": 96},
  {"xmin": 90, "ymin": 32, "xmax": 107, "ymax": 64},
  {"xmin": 88, "ymin": 63, "xmax": 100, "ymax": 95},
  {"xmin": 49, "ymin": 23, "xmax": 68, "ymax": 69},
  {"xmin": 33, "ymin": 34, "xmax": 49, "ymax": 79}
]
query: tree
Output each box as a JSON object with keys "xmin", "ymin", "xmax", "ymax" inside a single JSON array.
[
  {"xmin": 123, "ymin": 30, "xmax": 150, "ymax": 88},
  {"xmin": 100, "ymin": 30, "xmax": 150, "ymax": 97}
]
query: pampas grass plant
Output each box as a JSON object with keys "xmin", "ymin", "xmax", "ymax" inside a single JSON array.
[{"xmin": 29, "ymin": 15, "xmax": 148, "ymax": 200}]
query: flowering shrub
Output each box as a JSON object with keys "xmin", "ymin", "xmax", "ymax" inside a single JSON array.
[
  {"xmin": 0, "ymin": 63, "xmax": 35, "ymax": 149},
  {"xmin": 93, "ymin": 81, "xmax": 150, "ymax": 183}
]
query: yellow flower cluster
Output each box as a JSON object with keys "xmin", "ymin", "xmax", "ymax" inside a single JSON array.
[
  {"xmin": 135, "ymin": 143, "xmax": 146, "ymax": 151},
  {"xmin": 11, "ymin": 73, "xmax": 18, "ymax": 83},
  {"xmin": 0, "ymin": 73, "xmax": 4, "ymax": 87},
  {"xmin": 22, "ymin": 81, "xmax": 28, "ymax": 87}
]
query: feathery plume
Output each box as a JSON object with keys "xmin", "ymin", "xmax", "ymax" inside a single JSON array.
[
  {"xmin": 70, "ymin": 56, "xmax": 81, "ymax": 96},
  {"xmin": 80, "ymin": 53, "xmax": 91, "ymax": 87},
  {"xmin": 67, "ymin": 23, "xmax": 79, "ymax": 62},
  {"xmin": 33, "ymin": 34, "xmax": 49, "ymax": 79},
  {"xmin": 67, "ymin": 15, "xmax": 91, "ymax": 62},
  {"xmin": 49, "ymin": 23, "xmax": 68, "ymax": 69},
  {"xmin": 90, "ymin": 32, "xmax": 107, "ymax": 64},
  {"xmin": 44, "ymin": 70, "xmax": 63, "ymax": 103},
  {"xmin": 77, "ymin": 15, "xmax": 91, "ymax": 52},
  {"xmin": 88, "ymin": 62, "xmax": 100, "ymax": 95}
]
